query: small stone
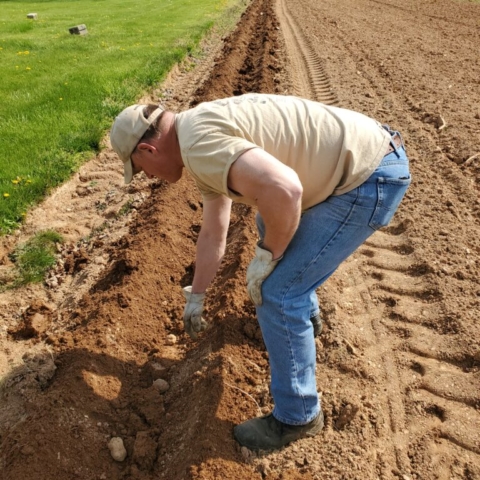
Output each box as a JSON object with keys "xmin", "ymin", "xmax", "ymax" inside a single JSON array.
[
  {"xmin": 108, "ymin": 437, "xmax": 127, "ymax": 462},
  {"xmin": 46, "ymin": 276, "xmax": 59, "ymax": 289},
  {"xmin": 455, "ymin": 270, "xmax": 466, "ymax": 280},
  {"xmin": 241, "ymin": 446, "xmax": 251, "ymax": 460},
  {"xmin": 147, "ymin": 361, "xmax": 168, "ymax": 380},
  {"xmin": 165, "ymin": 334, "xmax": 177, "ymax": 345},
  {"xmin": 152, "ymin": 379, "xmax": 169, "ymax": 393},
  {"xmin": 94, "ymin": 256, "xmax": 107, "ymax": 265}
]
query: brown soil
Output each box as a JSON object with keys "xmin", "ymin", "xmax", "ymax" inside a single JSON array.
[{"xmin": 1, "ymin": 0, "xmax": 479, "ymax": 479}]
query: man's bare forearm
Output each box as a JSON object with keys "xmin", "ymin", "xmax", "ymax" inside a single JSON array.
[
  {"xmin": 259, "ymin": 185, "xmax": 302, "ymax": 260},
  {"xmin": 190, "ymin": 195, "xmax": 232, "ymax": 294},
  {"xmin": 191, "ymin": 230, "xmax": 226, "ymax": 293}
]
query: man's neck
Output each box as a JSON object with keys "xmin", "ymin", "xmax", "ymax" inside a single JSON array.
[{"xmin": 161, "ymin": 112, "xmax": 183, "ymax": 169}]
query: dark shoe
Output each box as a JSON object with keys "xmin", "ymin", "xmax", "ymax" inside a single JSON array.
[
  {"xmin": 233, "ymin": 411, "xmax": 324, "ymax": 451},
  {"xmin": 310, "ymin": 313, "xmax": 323, "ymax": 337}
]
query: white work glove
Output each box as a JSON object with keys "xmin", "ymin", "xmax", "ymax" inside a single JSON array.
[
  {"xmin": 182, "ymin": 286, "xmax": 208, "ymax": 339},
  {"xmin": 246, "ymin": 243, "xmax": 281, "ymax": 306}
]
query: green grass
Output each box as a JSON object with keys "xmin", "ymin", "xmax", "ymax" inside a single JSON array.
[
  {"xmin": 0, "ymin": 0, "xmax": 246, "ymax": 234},
  {"xmin": 9, "ymin": 230, "xmax": 63, "ymax": 285}
]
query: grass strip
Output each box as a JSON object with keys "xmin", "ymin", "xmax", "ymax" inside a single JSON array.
[
  {"xmin": 8, "ymin": 230, "xmax": 63, "ymax": 285},
  {"xmin": 0, "ymin": 0, "xmax": 247, "ymax": 234}
]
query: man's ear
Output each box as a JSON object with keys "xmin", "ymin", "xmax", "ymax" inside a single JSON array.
[{"xmin": 136, "ymin": 142, "xmax": 157, "ymax": 155}]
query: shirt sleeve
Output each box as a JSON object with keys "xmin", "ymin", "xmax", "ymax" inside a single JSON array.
[{"xmin": 182, "ymin": 131, "xmax": 258, "ymax": 200}]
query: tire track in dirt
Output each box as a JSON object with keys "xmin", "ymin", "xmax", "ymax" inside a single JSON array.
[
  {"xmin": 319, "ymin": 226, "xmax": 426, "ymax": 476},
  {"xmin": 367, "ymin": 0, "xmax": 480, "ymax": 29},
  {"xmin": 320, "ymin": 1, "xmax": 480, "ymax": 468},
  {"xmin": 361, "ymin": 229, "xmax": 480, "ymax": 472},
  {"xmin": 276, "ymin": 0, "xmax": 479, "ymax": 477},
  {"xmin": 275, "ymin": 0, "xmax": 339, "ymax": 104},
  {"xmin": 277, "ymin": 0, "xmax": 422, "ymax": 474}
]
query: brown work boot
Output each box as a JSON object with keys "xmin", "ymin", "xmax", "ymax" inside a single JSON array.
[{"xmin": 233, "ymin": 411, "xmax": 324, "ymax": 451}]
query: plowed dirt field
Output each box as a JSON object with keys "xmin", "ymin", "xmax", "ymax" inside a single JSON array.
[{"xmin": 0, "ymin": 0, "xmax": 479, "ymax": 479}]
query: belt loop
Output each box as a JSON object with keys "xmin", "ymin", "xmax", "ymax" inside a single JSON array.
[{"xmin": 383, "ymin": 124, "xmax": 403, "ymax": 158}]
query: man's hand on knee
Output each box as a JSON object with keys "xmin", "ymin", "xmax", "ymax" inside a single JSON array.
[{"xmin": 246, "ymin": 243, "xmax": 282, "ymax": 306}]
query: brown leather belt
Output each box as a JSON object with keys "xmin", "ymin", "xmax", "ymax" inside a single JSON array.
[{"xmin": 385, "ymin": 133, "xmax": 403, "ymax": 155}]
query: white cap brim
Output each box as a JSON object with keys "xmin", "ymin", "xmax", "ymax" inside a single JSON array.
[{"xmin": 124, "ymin": 158, "xmax": 134, "ymax": 184}]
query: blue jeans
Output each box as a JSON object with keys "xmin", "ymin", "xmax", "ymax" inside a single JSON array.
[{"xmin": 255, "ymin": 130, "xmax": 411, "ymax": 425}]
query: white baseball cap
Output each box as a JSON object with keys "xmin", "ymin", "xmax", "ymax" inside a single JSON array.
[{"xmin": 110, "ymin": 104, "xmax": 164, "ymax": 183}]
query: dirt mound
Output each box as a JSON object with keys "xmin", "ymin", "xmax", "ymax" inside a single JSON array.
[{"xmin": 1, "ymin": 0, "xmax": 479, "ymax": 479}]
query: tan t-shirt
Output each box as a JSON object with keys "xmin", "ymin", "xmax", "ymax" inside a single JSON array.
[{"xmin": 175, "ymin": 94, "xmax": 391, "ymax": 210}]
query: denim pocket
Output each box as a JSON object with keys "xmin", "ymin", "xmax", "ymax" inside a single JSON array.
[{"xmin": 369, "ymin": 176, "xmax": 411, "ymax": 230}]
